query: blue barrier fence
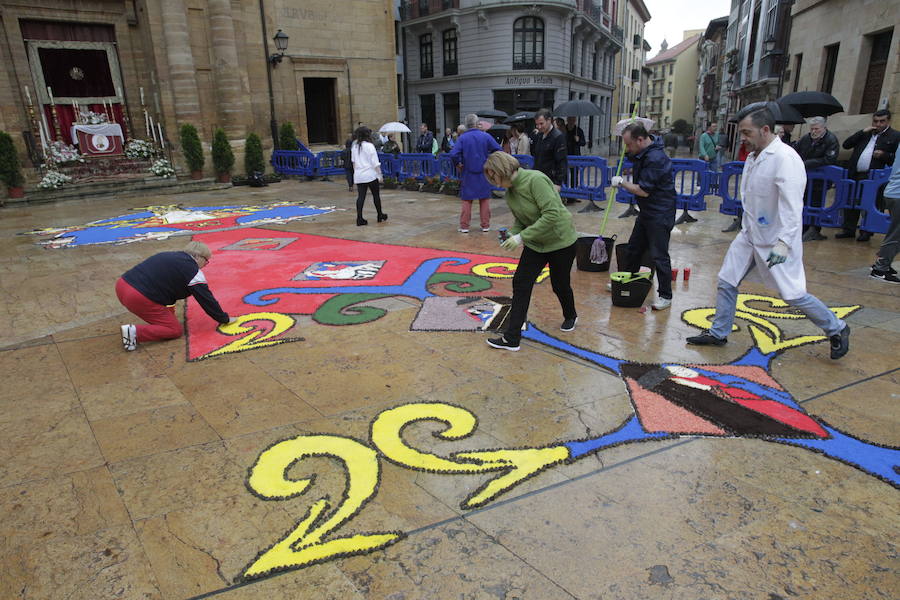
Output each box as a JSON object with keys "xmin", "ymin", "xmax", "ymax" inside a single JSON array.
[{"xmin": 271, "ymin": 150, "xmax": 889, "ymax": 230}]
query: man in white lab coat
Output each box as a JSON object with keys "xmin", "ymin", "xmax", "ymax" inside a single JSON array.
[{"xmin": 686, "ymin": 103, "xmax": 850, "ymax": 359}]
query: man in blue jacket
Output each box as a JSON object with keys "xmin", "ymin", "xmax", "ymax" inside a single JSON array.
[
  {"xmin": 449, "ymin": 113, "xmax": 502, "ymax": 232},
  {"xmin": 610, "ymin": 122, "xmax": 676, "ymax": 310}
]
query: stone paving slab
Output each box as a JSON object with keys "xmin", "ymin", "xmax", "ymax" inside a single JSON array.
[{"xmin": 0, "ymin": 179, "xmax": 897, "ymax": 599}]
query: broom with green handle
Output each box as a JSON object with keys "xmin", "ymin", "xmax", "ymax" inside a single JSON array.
[{"xmin": 590, "ymin": 101, "xmax": 641, "ymax": 264}]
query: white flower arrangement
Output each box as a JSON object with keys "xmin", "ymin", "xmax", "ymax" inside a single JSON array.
[
  {"xmin": 47, "ymin": 141, "xmax": 84, "ymax": 165},
  {"xmin": 149, "ymin": 159, "xmax": 175, "ymax": 178},
  {"xmin": 79, "ymin": 110, "xmax": 109, "ymax": 125},
  {"xmin": 38, "ymin": 170, "xmax": 73, "ymax": 190},
  {"xmin": 125, "ymin": 139, "xmax": 156, "ymax": 160}
]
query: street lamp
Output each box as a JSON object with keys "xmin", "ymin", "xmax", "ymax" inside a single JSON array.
[{"xmin": 270, "ymin": 30, "xmax": 289, "ymax": 65}]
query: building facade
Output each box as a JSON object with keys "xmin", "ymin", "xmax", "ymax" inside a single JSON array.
[
  {"xmin": 0, "ymin": 0, "xmax": 398, "ymax": 177},
  {"xmin": 784, "ymin": 0, "xmax": 898, "ymax": 149},
  {"xmin": 694, "ymin": 17, "xmax": 729, "ymax": 133},
  {"xmin": 721, "ymin": 0, "xmax": 792, "ymax": 122},
  {"xmin": 400, "ymin": 0, "xmax": 623, "ymax": 155},
  {"xmin": 611, "ymin": 0, "xmax": 651, "ymax": 126},
  {"xmin": 646, "ymin": 32, "xmax": 701, "ymax": 131}
]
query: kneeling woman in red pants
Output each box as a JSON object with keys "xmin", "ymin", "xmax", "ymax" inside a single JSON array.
[{"xmin": 115, "ymin": 241, "xmax": 232, "ymax": 351}]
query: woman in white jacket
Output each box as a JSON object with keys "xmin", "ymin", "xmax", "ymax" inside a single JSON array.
[{"xmin": 351, "ymin": 126, "xmax": 387, "ymax": 226}]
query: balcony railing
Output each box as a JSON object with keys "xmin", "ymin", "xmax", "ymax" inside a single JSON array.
[{"xmin": 400, "ymin": 0, "xmax": 459, "ymax": 20}]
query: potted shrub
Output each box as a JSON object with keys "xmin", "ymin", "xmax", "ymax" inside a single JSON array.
[
  {"xmin": 382, "ymin": 176, "xmax": 398, "ymax": 189},
  {"xmin": 0, "ymin": 131, "xmax": 25, "ymax": 199},
  {"xmin": 179, "ymin": 124, "xmax": 205, "ymax": 179},
  {"xmin": 245, "ymin": 132, "xmax": 265, "ymax": 177},
  {"xmin": 421, "ymin": 175, "xmax": 442, "ymax": 193},
  {"xmin": 402, "ymin": 176, "xmax": 420, "ymax": 191},
  {"xmin": 279, "ymin": 122, "xmax": 297, "ymax": 151},
  {"xmin": 441, "ymin": 177, "xmax": 460, "ymax": 196},
  {"xmin": 211, "ymin": 128, "xmax": 234, "ymax": 183}
]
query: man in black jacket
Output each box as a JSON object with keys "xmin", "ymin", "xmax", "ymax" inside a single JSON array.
[
  {"xmin": 531, "ymin": 108, "xmax": 567, "ymax": 189},
  {"xmin": 838, "ymin": 109, "xmax": 900, "ymax": 241},
  {"xmin": 415, "ymin": 123, "xmax": 434, "ymax": 154},
  {"xmin": 610, "ymin": 123, "xmax": 676, "ymax": 311},
  {"xmin": 795, "ymin": 117, "xmax": 839, "ymax": 241}
]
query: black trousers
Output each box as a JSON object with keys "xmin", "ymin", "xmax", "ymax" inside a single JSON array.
[
  {"xmin": 345, "ymin": 168, "xmax": 354, "ymax": 189},
  {"xmin": 356, "ymin": 180, "xmax": 383, "ymax": 220},
  {"xmin": 842, "ymin": 172, "xmax": 873, "ymax": 234},
  {"xmin": 504, "ymin": 242, "xmax": 577, "ymax": 343},
  {"xmin": 624, "ymin": 215, "xmax": 673, "ymax": 299}
]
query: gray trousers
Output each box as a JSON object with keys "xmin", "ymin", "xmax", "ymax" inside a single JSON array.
[
  {"xmin": 874, "ymin": 195, "xmax": 899, "ymax": 270},
  {"xmin": 709, "ymin": 277, "xmax": 844, "ymax": 340}
]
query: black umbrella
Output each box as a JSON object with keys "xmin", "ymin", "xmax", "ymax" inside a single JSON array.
[
  {"xmin": 730, "ymin": 101, "xmax": 805, "ymax": 125},
  {"xmin": 504, "ymin": 111, "xmax": 536, "ymax": 123},
  {"xmin": 777, "ymin": 91, "xmax": 844, "ymax": 118},
  {"xmin": 476, "ymin": 109, "xmax": 508, "ymax": 119},
  {"xmin": 553, "ymin": 100, "xmax": 603, "ymax": 117}
]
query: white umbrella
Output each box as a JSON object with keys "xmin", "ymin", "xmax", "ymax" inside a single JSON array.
[
  {"xmin": 614, "ymin": 116, "xmax": 655, "ymax": 136},
  {"xmin": 379, "ymin": 121, "xmax": 411, "ymax": 134}
]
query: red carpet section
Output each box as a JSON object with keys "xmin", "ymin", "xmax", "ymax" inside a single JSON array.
[{"xmin": 185, "ymin": 229, "xmax": 523, "ymax": 361}]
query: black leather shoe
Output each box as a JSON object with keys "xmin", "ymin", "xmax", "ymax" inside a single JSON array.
[
  {"xmin": 377, "ymin": 213, "xmax": 388, "ymax": 223},
  {"xmin": 721, "ymin": 218, "xmax": 740, "ymax": 233},
  {"xmin": 357, "ymin": 218, "xmax": 368, "ymax": 226},
  {"xmin": 686, "ymin": 332, "xmax": 727, "ymax": 346},
  {"xmin": 802, "ymin": 228, "xmax": 827, "ymax": 242},
  {"xmin": 856, "ymin": 232, "xmax": 871, "ymax": 242},
  {"xmin": 835, "ymin": 231, "xmax": 855, "ymax": 239},
  {"xmin": 830, "ymin": 324, "xmax": 850, "ymax": 359}
]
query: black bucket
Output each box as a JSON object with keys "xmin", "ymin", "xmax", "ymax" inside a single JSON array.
[
  {"xmin": 614, "ymin": 242, "xmax": 654, "ymax": 276},
  {"xmin": 610, "ymin": 272, "xmax": 653, "ymax": 307},
  {"xmin": 575, "ymin": 236, "xmax": 616, "ymax": 272}
]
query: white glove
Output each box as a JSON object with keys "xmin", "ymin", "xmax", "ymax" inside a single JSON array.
[
  {"xmin": 610, "ymin": 176, "xmax": 624, "ymax": 188},
  {"xmin": 766, "ymin": 240, "xmax": 789, "ymax": 268},
  {"xmin": 501, "ymin": 233, "xmax": 522, "ymax": 251}
]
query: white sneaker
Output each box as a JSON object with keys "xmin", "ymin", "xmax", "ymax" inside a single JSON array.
[
  {"xmin": 121, "ymin": 324, "xmax": 137, "ymax": 351},
  {"xmin": 481, "ymin": 227, "xmax": 490, "ymax": 232},
  {"xmin": 651, "ymin": 296, "xmax": 672, "ymax": 311},
  {"xmin": 458, "ymin": 228, "xmax": 469, "ymax": 233}
]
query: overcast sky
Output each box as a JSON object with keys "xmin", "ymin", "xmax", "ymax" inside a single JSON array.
[{"xmin": 642, "ymin": 0, "xmax": 731, "ymax": 57}]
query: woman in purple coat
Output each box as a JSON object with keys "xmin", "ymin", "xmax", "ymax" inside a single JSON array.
[{"xmin": 449, "ymin": 113, "xmax": 502, "ymax": 233}]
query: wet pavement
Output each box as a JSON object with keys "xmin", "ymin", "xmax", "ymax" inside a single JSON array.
[{"xmin": 1, "ymin": 179, "xmax": 897, "ymax": 599}]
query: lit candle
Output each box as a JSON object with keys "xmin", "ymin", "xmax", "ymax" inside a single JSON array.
[
  {"xmin": 157, "ymin": 122, "xmax": 165, "ymax": 149},
  {"xmin": 139, "ymin": 87, "xmax": 145, "ymax": 106},
  {"xmin": 47, "ymin": 86, "xmax": 54, "ymax": 105},
  {"xmin": 24, "ymin": 86, "xmax": 32, "ymax": 105}
]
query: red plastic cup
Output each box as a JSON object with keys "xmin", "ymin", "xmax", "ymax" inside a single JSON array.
[
  {"xmin": 683, "ymin": 266, "xmax": 692, "ymax": 281},
  {"xmin": 671, "ymin": 268, "xmax": 679, "ymax": 281}
]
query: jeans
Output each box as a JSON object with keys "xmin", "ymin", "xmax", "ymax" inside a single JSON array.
[
  {"xmin": 504, "ymin": 243, "xmax": 577, "ymax": 343},
  {"xmin": 623, "ymin": 216, "xmax": 674, "ymax": 299},
  {"xmin": 708, "ymin": 277, "xmax": 844, "ymax": 340},
  {"xmin": 874, "ymin": 195, "xmax": 900, "ymax": 269}
]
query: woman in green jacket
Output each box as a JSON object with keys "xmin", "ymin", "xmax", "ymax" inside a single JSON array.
[{"xmin": 483, "ymin": 152, "xmax": 579, "ymax": 351}]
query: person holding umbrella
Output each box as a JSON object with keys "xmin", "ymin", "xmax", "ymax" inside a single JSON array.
[
  {"xmin": 685, "ymin": 102, "xmax": 850, "ymax": 359},
  {"xmin": 794, "ymin": 116, "xmax": 839, "ymax": 241},
  {"xmin": 448, "ymin": 113, "xmax": 502, "ymax": 233},
  {"xmin": 482, "ymin": 151, "xmax": 578, "ymax": 351}
]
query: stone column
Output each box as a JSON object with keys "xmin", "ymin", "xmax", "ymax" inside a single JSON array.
[
  {"xmin": 160, "ymin": 0, "xmax": 201, "ymax": 127},
  {"xmin": 208, "ymin": 0, "xmax": 250, "ymax": 137}
]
